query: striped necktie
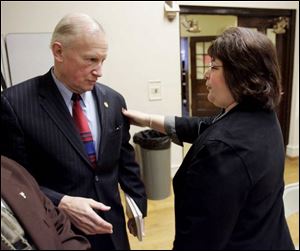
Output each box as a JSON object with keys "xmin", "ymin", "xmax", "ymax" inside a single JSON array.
[{"xmin": 72, "ymin": 93, "xmax": 97, "ymax": 168}]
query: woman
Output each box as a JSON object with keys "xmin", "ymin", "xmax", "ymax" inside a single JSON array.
[{"xmin": 123, "ymin": 27, "xmax": 294, "ymax": 250}]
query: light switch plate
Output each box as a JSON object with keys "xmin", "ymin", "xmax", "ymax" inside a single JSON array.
[{"xmin": 148, "ymin": 80, "xmax": 162, "ymax": 101}]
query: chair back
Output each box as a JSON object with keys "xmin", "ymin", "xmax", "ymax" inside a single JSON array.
[{"xmin": 283, "ymin": 182, "xmax": 299, "ymax": 218}]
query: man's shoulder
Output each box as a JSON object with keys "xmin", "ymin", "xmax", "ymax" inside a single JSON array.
[
  {"xmin": 95, "ymin": 82, "xmax": 124, "ymax": 100},
  {"xmin": 2, "ymin": 71, "xmax": 51, "ymax": 97}
]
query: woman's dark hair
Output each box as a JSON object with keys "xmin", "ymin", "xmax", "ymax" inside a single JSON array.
[{"xmin": 208, "ymin": 27, "xmax": 282, "ymax": 110}]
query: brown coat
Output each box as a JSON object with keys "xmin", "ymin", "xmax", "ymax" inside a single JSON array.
[{"xmin": 1, "ymin": 156, "xmax": 91, "ymax": 250}]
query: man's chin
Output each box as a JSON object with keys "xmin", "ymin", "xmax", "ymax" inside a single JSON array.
[
  {"xmin": 88, "ymin": 80, "xmax": 97, "ymax": 85},
  {"xmin": 87, "ymin": 81, "xmax": 97, "ymax": 89}
]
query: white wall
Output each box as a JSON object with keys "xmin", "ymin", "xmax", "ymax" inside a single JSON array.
[{"xmin": 1, "ymin": 1, "xmax": 298, "ymax": 176}]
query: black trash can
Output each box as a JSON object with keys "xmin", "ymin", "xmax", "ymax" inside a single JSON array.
[{"xmin": 133, "ymin": 130, "xmax": 171, "ymax": 200}]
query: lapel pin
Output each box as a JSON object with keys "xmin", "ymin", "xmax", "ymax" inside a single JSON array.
[
  {"xmin": 104, "ymin": 102, "xmax": 109, "ymax": 108},
  {"xmin": 19, "ymin": 192, "xmax": 26, "ymax": 199}
]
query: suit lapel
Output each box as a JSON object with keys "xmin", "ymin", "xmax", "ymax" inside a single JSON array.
[
  {"xmin": 38, "ymin": 72, "xmax": 91, "ymax": 167},
  {"xmin": 93, "ymin": 85, "xmax": 108, "ymax": 164}
]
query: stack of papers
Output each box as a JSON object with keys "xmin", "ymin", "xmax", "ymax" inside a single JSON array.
[{"xmin": 125, "ymin": 193, "xmax": 144, "ymax": 241}]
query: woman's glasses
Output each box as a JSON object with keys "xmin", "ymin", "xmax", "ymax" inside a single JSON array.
[{"xmin": 208, "ymin": 62, "xmax": 223, "ymax": 70}]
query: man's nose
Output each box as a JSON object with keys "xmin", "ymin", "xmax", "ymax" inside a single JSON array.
[{"xmin": 92, "ymin": 64, "xmax": 102, "ymax": 78}]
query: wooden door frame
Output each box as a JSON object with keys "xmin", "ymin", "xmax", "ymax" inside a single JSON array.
[{"xmin": 180, "ymin": 5, "xmax": 296, "ymax": 146}]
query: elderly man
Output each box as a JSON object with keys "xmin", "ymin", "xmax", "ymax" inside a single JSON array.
[{"xmin": 1, "ymin": 13, "xmax": 147, "ymax": 250}]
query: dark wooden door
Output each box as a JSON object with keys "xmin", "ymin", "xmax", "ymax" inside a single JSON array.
[{"xmin": 190, "ymin": 36, "xmax": 221, "ymax": 117}]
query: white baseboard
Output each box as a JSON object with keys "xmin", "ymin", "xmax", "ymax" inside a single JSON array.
[{"xmin": 286, "ymin": 145, "xmax": 299, "ymax": 158}]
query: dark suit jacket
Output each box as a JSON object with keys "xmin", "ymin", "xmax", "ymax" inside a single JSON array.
[
  {"xmin": 1, "ymin": 70, "xmax": 147, "ymax": 250},
  {"xmin": 172, "ymin": 104, "xmax": 294, "ymax": 250},
  {"xmin": 1, "ymin": 156, "xmax": 90, "ymax": 250}
]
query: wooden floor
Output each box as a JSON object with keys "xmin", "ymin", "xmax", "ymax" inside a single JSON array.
[{"xmin": 123, "ymin": 157, "xmax": 299, "ymax": 250}]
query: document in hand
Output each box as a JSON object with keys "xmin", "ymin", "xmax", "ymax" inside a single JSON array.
[{"xmin": 125, "ymin": 193, "xmax": 144, "ymax": 241}]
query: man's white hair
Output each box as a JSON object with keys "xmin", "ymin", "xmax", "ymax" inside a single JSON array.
[{"xmin": 50, "ymin": 13, "xmax": 104, "ymax": 48}]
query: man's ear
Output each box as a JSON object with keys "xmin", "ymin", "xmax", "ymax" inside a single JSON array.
[{"xmin": 52, "ymin": 42, "xmax": 64, "ymax": 62}]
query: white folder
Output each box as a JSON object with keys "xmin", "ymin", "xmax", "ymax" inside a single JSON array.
[{"xmin": 125, "ymin": 194, "xmax": 144, "ymax": 241}]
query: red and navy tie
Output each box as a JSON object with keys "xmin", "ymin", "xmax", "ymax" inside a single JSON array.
[{"xmin": 72, "ymin": 93, "xmax": 97, "ymax": 168}]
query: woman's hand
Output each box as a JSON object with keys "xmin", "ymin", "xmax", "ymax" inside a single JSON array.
[{"xmin": 122, "ymin": 108, "xmax": 150, "ymax": 127}]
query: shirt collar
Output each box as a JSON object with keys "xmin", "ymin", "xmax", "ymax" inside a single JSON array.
[{"xmin": 51, "ymin": 68, "xmax": 89, "ymax": 107}]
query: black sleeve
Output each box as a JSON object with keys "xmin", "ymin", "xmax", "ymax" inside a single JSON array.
[
  {"xmin": 117, "ymin": 94, "xmax": 147, "ymax": 217},
  {"xmin": 175, "ymin": 116, "xmax": 214, "ymax": 144}
]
